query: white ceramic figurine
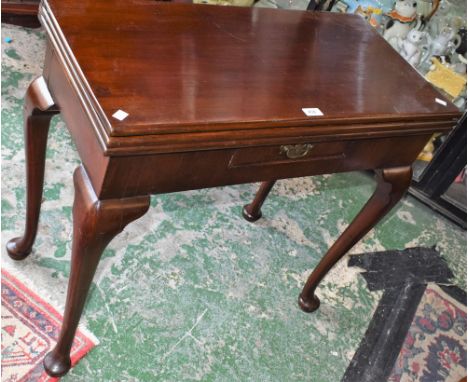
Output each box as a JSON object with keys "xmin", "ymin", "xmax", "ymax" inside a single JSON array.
[
  {"xmin": 383, "ymin": 0, "xmax": 418, "ymax": 49},
  {"xmin": 397, "ymin": 29, "xmax": 431, "ymax": 67},
  {"xmin": 431, "ymin": 26, "xmax": 462, "ymax": 57}
]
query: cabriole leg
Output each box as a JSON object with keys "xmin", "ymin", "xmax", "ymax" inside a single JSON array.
[
  {"xmin": 298, "ymin": 166, "xmax": 413, "ymax": 312},
  {"xmin": 43, "ymin": 166, "xmax": 150, "ymax": 377},
  {"xmin": 6, "ymin": 76, "xmax": 59, "ymax": 260},
  {"xmin": 242, "ymin": 180, "xmax": 276, "ymax": 222}
]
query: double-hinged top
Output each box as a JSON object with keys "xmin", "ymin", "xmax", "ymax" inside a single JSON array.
[{"xmin": 40, "ymin": 0, "xmax": 460, "ymax": 155}]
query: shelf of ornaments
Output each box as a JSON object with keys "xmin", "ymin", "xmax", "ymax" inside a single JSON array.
[{"xmin": 377, "ymin": 0, "xmax": 466, "ymax": 111}]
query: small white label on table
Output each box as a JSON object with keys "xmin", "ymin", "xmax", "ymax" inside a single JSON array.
[
  {"xmin": 435, "ymin": 98, "xmax": 447, "ymax": 107},
  {"xmin": 112, "ymin": 109, "xmax": 129, "ymax": 121},
  {"xmin": 302, "ymin": 108, "xmax": 324, "ymax": 117}
]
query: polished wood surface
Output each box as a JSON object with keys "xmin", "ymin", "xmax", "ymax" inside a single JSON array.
[
  {"xmin": 7, "ymin": 0, "xmax": 463, "ymax": 377},
  {"xmin": 41, "ymin": 0, "xmax": 458, "ymax": 154},
  {"xmin": 42, "ymin": 29, "xmax": 442, "ymax": 200}
]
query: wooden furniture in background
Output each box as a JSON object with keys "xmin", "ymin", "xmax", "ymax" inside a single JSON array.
[
  {"xmin": 6, "ymin": 0, "xmax": 460, "ymax": 377},
  {"xmin": 1, "ymin": 0, "xmax": 40, "ymax": 27}
]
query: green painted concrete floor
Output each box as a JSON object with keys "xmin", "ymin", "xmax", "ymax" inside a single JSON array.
[{"xmin": 1, "ymin": 24, "xmax": 466, "ymax": 382}]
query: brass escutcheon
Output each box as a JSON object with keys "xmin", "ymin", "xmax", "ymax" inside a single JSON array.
[{"xmin": 280, "ymin": 144, "xmax": 314, "ymax": 159}]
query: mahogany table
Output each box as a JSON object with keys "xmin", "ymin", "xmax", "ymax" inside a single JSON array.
[{"xmin": 6, "ymin": 0, "xmax": 460, "ymax": 377}]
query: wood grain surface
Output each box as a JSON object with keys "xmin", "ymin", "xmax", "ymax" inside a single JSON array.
[{"xmin": 42, "ymin": 0, "xmax": 459, "ymax": 145}]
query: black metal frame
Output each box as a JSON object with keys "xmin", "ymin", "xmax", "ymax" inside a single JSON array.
[{"xmin": 409, "ymin": 113, "xmax": 467, "ymax": 228}]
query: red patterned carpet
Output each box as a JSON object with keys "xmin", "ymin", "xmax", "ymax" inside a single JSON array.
[
  {"xmin": 1, "ymin": 269, "xmax": 97, "ymax": 381},
  {"xmin": 389, "ymin": 284, "xmax": 467, "ymax": 382}
]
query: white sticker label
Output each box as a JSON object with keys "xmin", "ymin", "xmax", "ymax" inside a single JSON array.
[
  {"xmin": 302, "ymin": 108, "xmax": 324, "ymax": 117},
  {"xmin": 435, "ymin": 98, "xmax": 447, "ymax": 107},
  {"xmin": 112, "ymin": 109, "xmax": 129, "ymax": 121}
]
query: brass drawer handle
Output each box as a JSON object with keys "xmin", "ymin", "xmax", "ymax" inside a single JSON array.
[{"xmin": 280, "ymin": 144, "xmax": 314, "ymax": 159}]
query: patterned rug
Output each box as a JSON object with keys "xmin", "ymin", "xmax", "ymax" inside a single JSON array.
[
  {"xmin": 389, "ymin": 284, "xmax": 467, "ymax": 382},
  {"xmin": 1, "ymin": 269, "xmax": 97, "ymax": 382}
]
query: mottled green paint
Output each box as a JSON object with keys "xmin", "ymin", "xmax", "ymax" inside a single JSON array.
[
  {"xmin": 5, "ymin": 47, "xmax": 21, "ymax": 60},
  {"xmin": 53, "ymin": 241, "xmax": 67, "ymax": 258},
  {"xmin": 1, "ymin": 199, "xmax": 13, "ymax": 213},
  {"xmin": 44, "ymin": 183, "xmax": 64, "ymax": 200},
  {"xmin": 1, "ymin": 65, "xmax": 25, "ymax": 90},
  {"xmin": 37, "ymin": 258, "xmax": 70, "ymax": 279},
  {"xmin": 1, "ymin": 23, "xmax": 466, "ymax": 382}
]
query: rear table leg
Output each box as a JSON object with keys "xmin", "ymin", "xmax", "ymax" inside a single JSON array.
[
  {"xmin": 6, "ymin": 76, "xmax": 58, "ymax": 260},
  {"xmin": 243, "ymin": 180, "xmax": 276, "ymax": 222}
]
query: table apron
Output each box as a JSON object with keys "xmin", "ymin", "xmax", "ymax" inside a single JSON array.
[{"xmin": 98, "ymin": 134, "xmax": 431, "ymax": 199}]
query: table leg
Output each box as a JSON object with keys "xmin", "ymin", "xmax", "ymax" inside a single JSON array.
[
  {"xmin": 298, "ymin": 166, "xmax": 412, "ymax": 313},
  {"xmin": 242, "ymin": 180, "xmax": 276, "ymax": 222},
  {"xmin": 43, "ymin": 166, "xmax": 150, "ymax": 377},
  {"xmin": 6, "ymin": 76, "xmax": 59, "ymax": 260}
]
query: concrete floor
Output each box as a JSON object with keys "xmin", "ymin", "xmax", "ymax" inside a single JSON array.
[{"xmin": 1, "ymin": 24, "xmax": 466, "ymax": 381}]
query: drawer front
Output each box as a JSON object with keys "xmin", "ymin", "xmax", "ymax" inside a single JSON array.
[
  {"xmin": 101, "ymin": 135, "xmax": 432, "ymax": 198},
  {"xmin": 229, "ymin": 141, "xmax": 346, "ymax": 168}
]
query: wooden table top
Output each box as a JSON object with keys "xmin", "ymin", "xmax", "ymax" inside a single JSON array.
[{"xmin": 41, "ymin": 0, "xmax": 459, "ymax": 152}]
